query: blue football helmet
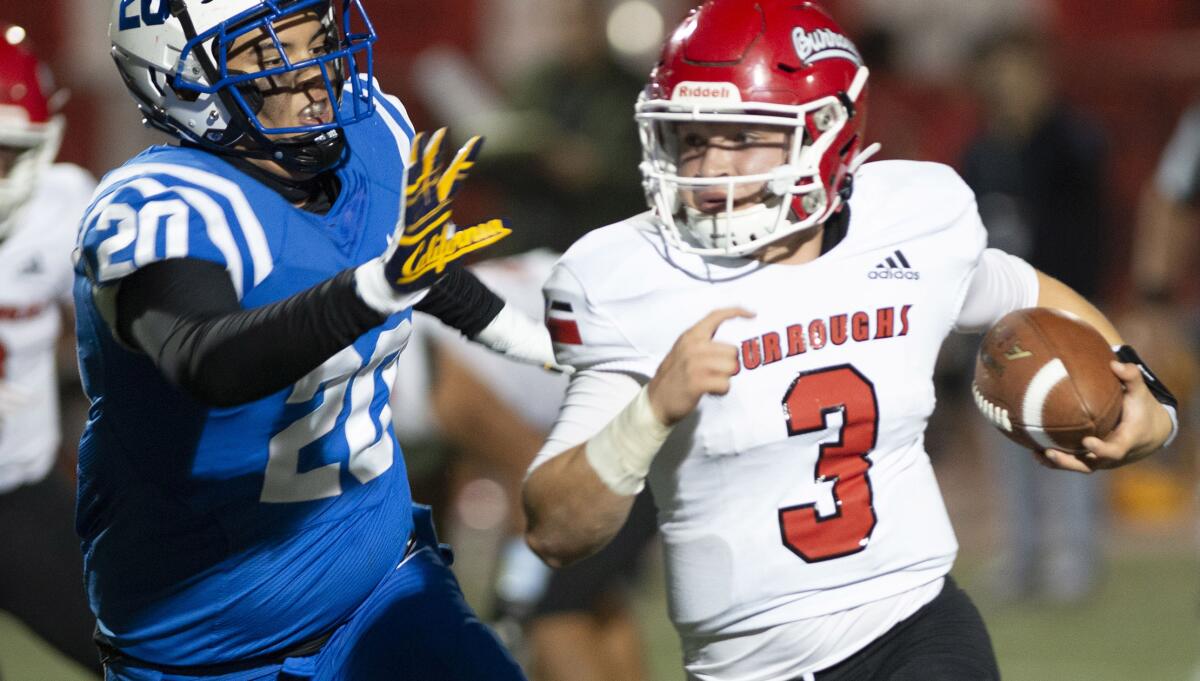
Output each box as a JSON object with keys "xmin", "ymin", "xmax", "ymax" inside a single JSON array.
[{"xmin": 110, "ymin": 0, "xmax": 377, "ymax": 173}]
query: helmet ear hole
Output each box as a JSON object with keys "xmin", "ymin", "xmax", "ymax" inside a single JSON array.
[
  {"xmin": 155, "ymin": 69, "xmax": 201, "ymax": 104},
  {"xmin": 148, "ymin": 69, "xmax": 169, "ymax": 98}
]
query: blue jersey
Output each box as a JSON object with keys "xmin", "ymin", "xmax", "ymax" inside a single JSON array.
[{"xmin": 73, "ymin": 80, "xmax": 419, "ymax": 665}]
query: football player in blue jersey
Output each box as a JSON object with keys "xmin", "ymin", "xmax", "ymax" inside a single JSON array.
[{"xmin": 74, "ymin": 1, "xmax": 547, "ymax": 678}]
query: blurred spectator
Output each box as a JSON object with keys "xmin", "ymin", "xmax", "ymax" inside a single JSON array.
[
  {"xmin": 855, "ymin": 25, "xmax": 978, "ymax": 166},
  {"xmin": 392, "ymin": 250, "xmax": 656, "ymax": 681},
  {"xmin": 855, "ymin": 0, "xmax": 1048, "ymax": 83},
  {"xmin": 0, "ymin": 25, "xmax": 100, "ymax": 676},
  {"xmin": 1122, "ymin": 96, "xmax": 1200, "ymax": 526},
  {"xmin": 959, "ymin": 28, "xmax": 1109, "ymax": 604},
  {"xmin": 854, "ymin": 26, "xmax": 926, "ymax": 163},
  {"xmin": 1133, "ymin": 95, "xmax": 1200, "ymax": 322},
  {"xmin": 483, "ymin": 0, "xmax": 647, "ymax": 254},
  {"xmin": 1130, "ymin": 93, "xmax": 1200, "ymax": 681}
]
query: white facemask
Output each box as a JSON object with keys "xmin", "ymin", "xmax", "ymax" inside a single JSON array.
[{"xmin": 0, "ymin": 115, "xmax": 63, "ymax": 240}]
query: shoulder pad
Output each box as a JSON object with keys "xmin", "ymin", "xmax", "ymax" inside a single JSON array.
[
  {"xmin": 77, "ymin": 158, "xmax": 274, "ymax": 299},
  {"xmin": 543, "ymin": 258, "xmax": 655, "ymax": 376}
]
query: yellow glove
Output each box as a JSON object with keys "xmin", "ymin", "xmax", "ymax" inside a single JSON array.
[{"xmin": 383, "ymin": 128, "xmax": 510, "ymax": 292}]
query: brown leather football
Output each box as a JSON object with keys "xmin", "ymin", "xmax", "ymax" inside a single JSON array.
[{"xmin": 972, "ymin": 308, "xmax": 1123, "ymax": 453}]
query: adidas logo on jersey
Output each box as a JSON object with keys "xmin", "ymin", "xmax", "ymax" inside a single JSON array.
[{"xmin": 868, "ymin": 250, "xmax": 919, "ymax": 280}]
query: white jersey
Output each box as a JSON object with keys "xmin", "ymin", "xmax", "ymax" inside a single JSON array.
[
  {"xmin": 0, "ymin": 164, "xmax": 95, "ymax": 494},
  {"xmin": 540, "ymin": 161, "xmax": 998, "ymax": 678}
]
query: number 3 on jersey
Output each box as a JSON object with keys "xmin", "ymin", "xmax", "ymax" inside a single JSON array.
[{"xmin": 779, "ymin": 364, "xmax": 879, "ymax": 562}]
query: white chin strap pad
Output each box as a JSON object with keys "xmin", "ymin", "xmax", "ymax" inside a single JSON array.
[{"xmin": 683, "ymin": 202, "xmax": 778, "ymax": 252}]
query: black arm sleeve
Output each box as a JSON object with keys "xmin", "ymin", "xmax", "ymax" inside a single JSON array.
[
  {"xmin": 116, "ymin": 258, "xmax": 387, "ymax": 408},
  {"xmin": 414, "ymin": 265, "xmax": 506, "ymax": 338}
]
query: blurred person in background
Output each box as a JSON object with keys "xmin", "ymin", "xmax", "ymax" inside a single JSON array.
[
  {"xmin": 851, "ymin": 24, "xmax": 974, "ymax": 168},
  {"xmin": 1130, "ymin": 97, "xmax": 1200, "ymax": 389},
  {"xmin": 1135, "ymin": 98, "xmax": 1200, "ymax": 303},
  {"xmin": 0, "ymin": 24, "xmax": 100, "ymax": 677},
  {"xmin": 959, "ymin": 28, "xmax": 1110, "ymax": 604},
  {"xmin": 1125, "ymin": 94, "xmax": 1200, "ymax": 536},
  {"xmin": 484, "ymin": 0, "xmax": 646, "ymax": 254},
  {"xmin": 523, "ymin": 2, "xmax": 1178, "ymax": 680},
  {"xmin": 393, "ymin": 249, "xmax": 656, "ymax": 681}
]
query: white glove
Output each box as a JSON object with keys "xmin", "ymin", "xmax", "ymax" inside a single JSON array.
[{"xmin": 474, "ymin": 304, "xmax": 573, "ymax": 375}]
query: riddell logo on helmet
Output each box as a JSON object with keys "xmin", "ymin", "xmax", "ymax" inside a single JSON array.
[
  {"xmin": 671, "ymin": 82, "xmax": 743, "ymax": 104},
  {"xmin": 792, "ymin": 28, "xmax": 862, "ymax": 66}
]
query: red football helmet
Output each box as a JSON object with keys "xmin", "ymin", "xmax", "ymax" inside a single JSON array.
[
  {"xmin": 0, "ymin": 25, "xmax": 64, "ymax": 237},
  {"xmin": 637, "ymin": 1, "xmax": 878, "ymax": 257}
]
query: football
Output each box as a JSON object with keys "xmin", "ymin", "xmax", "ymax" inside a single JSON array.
[{"xmin": 972, "ymin": 307, "xmax": 1123, "ymax": 453}]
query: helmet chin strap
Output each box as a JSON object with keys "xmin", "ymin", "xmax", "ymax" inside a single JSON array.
[
  {"xmin": 677, "ymin": 140, "xmax": 882, "ymax": 256},
  {"xmin": 683, "ymin": 199, "xmax": 792, "ymax": 252},
  {"xmin": 265, "ymin": 128, "xmax": 347, "ymax": 174},
  {"xmin": 203, "ymin": 122, "xmax": 348, "ymax": 176},
  {"xmin": 680, "ymin": 168, "xmax": 826, "ymax": 254}
]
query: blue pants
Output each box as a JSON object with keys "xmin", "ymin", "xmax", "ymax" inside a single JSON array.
[{"xmin": 106, "ymin": 505, "xmax": 527, "ymax": 681}]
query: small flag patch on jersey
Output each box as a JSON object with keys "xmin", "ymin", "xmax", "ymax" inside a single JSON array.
[{"xmin": 546, "ymin": 300, "xmax": 582, "ymax": 345}]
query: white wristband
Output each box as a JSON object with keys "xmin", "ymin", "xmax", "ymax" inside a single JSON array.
[
  {"xmin": 1161, "ymin": 404, "xmax": 1179, "ymax": 448},
  {"xmin": 584, "ymin": 386, "xmax": 673, "ymax": 496},
  {"xmin": 354, "ymin": 258, "xmax": 428, "ymax": 314},
  {"xmin": 1111, "ymin": 344, "xmax": 1180, "ymax": 448}
]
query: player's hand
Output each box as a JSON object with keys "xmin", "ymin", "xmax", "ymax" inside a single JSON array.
[
  {"xmin": 647, "ymin": 307, "xmax": 753, "ymax": 426},
  {"xmin": 381, "ymin": 128, "xmax": 510, "ymax": 294},
  {"xmin": 473, "ymin": 303, "xmax": 575, "ymax": 375},
  {"xmin": 1038, "ymin": 360, "xmax": 1175, "ymax": 473}
]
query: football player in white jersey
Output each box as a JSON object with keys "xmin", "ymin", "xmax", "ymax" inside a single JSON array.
[
  {"xmin": 0, "ymin": 25, "xmax": 102, "ymax": 674},
  {"xmin": 522, "ymin": 3, "xmax": 1179, "ymax": 680}
]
